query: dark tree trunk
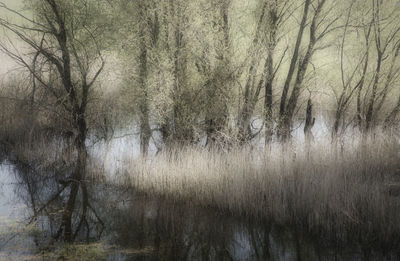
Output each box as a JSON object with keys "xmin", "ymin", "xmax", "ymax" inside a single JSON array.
[
  {"xmin": 237, "ymin": 2, "xmax": 268, "ymax": 144},
  {"xmin": 264, "ymin": 44, "xmax": 274, "ymax": 145},
  {"xmin": 138, "ymin": 11, "xmax": 151, "ymax": 157},
  {"xmin": 278, "ymin": 0, "xmax": 311, "ymax": 140},
  {"xmin": 263, "ymin": 0, "xmax": 280, "ymax": 145},
  {"xmin": 278, "ymin": 0, "xmax": 324, "ymax": 141},
  {"xmin": 304, "ymin": 98, "xmax": 315, "ymax": 145},
  {"xmin": 0, "ymin": 0, "xmax": 105, "ymax": 243},
  {"xmin": 205, "ymin": 0, "xmax": 231, "ymax": 148},
  {"xmin": 169, "ymin": 1, "xmax": 195, "ymax": 145},
  {"xmin": 365, "ymin": 52, "xmax": 382, "ymax": 130},
  {"xmin": 279, "ymin": 0, "xmax": 311, "ymax": 117},
  {"xmin": 60, "ymin": 113, "xmax": 87, "ymax": 242}
]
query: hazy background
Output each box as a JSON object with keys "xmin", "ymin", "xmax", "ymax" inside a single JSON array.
[{"xmin": 0, "ymin": 0, "xmax": 25, "ymax": 75}]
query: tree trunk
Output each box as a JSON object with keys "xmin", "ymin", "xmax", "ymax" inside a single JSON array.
[
  {"xmin": 60, "ymin": 113, "xmax": 87, "ymax": 242},
  {"xmin": 279, "ymin": 0, "xmax": 311, "ymax": 118},
  {"xmin": 138, "ymin": 14, "xmax": 151, "ymax": 157},
  {"xmin": 264, "ymin": 43, "xmax": 274, "ymax": 145},
  {"xmin": 140, "ymin": 110, "xmax": 151, "ymax": 157},
  {"xmin": 365, "ymin": 52, "xmax": 382, "ymax": 130},
  {"xmin": 278, "ymin": 0, "xmax": 324, "ymax": 141},
  {"xmin": 264, "ymin": 1, "xmax": 279, "ymax": 145},
  {"xmin": 278, "ymin": 0, "xmax": 311, "ymax": 140},
  {"xmin": 304, "ymin": 98, "xmax": 315, "ymax": 146},
  {"xmin": 205, "ymin": 0, "xmax": 231, "ymax": 147},
  {"xmin": 170, "ymin": 1, "xmax": 194, "ymax": 145}
]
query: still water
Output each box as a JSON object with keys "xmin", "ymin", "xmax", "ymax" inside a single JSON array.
[{"xmin": 0, "ymin": 155, "xmax": 399, "ymax": 260}]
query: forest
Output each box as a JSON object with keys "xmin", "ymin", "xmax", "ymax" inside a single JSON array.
[{"xmin": 0, "ymin": 0, "xmax": 400, "ymax": 260}]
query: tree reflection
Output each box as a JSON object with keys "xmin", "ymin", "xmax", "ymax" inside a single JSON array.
[
  {"xmin": 8, "ymin": 157, "xmax": 400, "ymax": 260},
  {"xmin": 10, "ymin": 150, "xmax": 104, "ymax": 245}
]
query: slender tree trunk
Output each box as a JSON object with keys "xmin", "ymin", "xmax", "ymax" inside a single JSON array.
[
  {"xmin": 279, "ymin": 0, "xmax": 325, "ymax": 141},
  {"xmin": 237, "ymin": 2, "xmax": 268, "ymax": 143},
  {"xmin": 357, "ymin": 24, "xmax": 373, "ymax": 130},
  {"xmin": 332, "ymin": 108, "xmax": 342, "ymax": 141},
  {"xmin": 279, "ymin": 41, "xmax": 315, "ymax": 140},
  {"xmin": 169, "ymin": 1, "xmax": 193, "ymax": 144},
  {"xmin": 60, "ymin": 113, "xmax": 87, "ymax": 242},
  {"xmin": 139, "ymin": 108, "xmax": 151, "ymax": 157},
  {"xmin": 304, "ymin": 98, "xmax": 315, "ymax": 147},
  {"xmin": 278, "ymin": 0, "xmax": 311, "ymax": 139},
  {"xmin": 365, "ymin": 0, "xmax": 383, "ymax": 131},
  {"xmin": 264, "ymin": 1, "xmax": 279, "ymax": 145},
  {"xmin": 264, "ymin": 43, "xmax": 274, "ymax": 145},
  {"xmin": 138, "ymin": 14, "xmax": 151, "ymax": 157},
  {"xmin": 365, "ymin": 52, "xmax": 382, "ymax": 130},
  {"xmin": 279, "ymin": 0, "xmax": 310, "ymax": 116},
  {"xmin": 206, "ymin": 0, "xmax": 231, "ymax": 147}
]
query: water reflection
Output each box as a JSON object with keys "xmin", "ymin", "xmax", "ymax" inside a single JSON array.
[
  {"xmin": 0, "ymin": 154, "xmax": 106, "ymax": 257},
  {"xmin": 1, "ymin": 160, "xmax": 399, "ymax": 260},
  {"xmin": 101, "ymin": 190, "xmax": 400, "ymax": 261}
]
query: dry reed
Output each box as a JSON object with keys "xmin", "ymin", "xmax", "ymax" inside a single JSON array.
[{"xmin": 115, "ymin": 134, "xmax": 400, "ymax": 244}]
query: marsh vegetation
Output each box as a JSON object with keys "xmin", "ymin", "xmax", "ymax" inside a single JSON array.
[{"xmin": 0, "ymin": 0, "xmax": 400, "ymax": 260}]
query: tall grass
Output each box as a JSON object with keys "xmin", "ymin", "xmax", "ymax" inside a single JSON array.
[{"xmin": 116, "ymin": 134, "xmax": 400, "ymax": 245}]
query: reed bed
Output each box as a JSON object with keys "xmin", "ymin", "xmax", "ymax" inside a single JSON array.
[{"xmin": 116, "ymin": 135, "xmax": 400, "ymax": 245}]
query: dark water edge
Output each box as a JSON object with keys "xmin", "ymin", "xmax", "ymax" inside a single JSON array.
[{"xmin": 1, "ymin": 160, "xmax": 400, "ymax": 261}]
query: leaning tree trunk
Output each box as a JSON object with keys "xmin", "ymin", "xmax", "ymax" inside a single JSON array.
[
  {"xmin": 237, "ymin": 2, "xmax": 268, "ymax": 144},
  {"xmin": 365, "ymin": 52, "xmax": 382, "ymax": 131},
  {"xmin": 264, "ymin": 41, "xmax": 275, "ymax": 145},
  {"xmin": 278, "ymin": 0, "xmax": 326, "ymax": 141},
  {"xmin": 278, "ymin": 0, "xmax": 311, "ymax": 140}
]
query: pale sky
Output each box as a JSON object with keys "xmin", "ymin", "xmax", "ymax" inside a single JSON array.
[
  {"xmin": 0, "ymin": 0, "xmax": 23, "ymax": 16},
  {"xmin": 0, "ymin": 0, "xmax": 25, "ymax": 76}
]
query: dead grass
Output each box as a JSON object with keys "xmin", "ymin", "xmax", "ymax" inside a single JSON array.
[{"xmin": 116, "ymin": 134, "xmax": 400, "ymax": 244}]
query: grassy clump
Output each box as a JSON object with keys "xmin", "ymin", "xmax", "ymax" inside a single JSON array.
[{"xmin": 51, "ymin": 243, "xmax": 107, "ymax": 261}]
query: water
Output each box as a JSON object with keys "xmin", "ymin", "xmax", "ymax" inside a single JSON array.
[
  {"xmin": 1, "ymin": 159, "xmax": 399, "ymax": 261},
  {"xmin": 0, "ymin": 123, "xmax": 399, "ymax": 260}
]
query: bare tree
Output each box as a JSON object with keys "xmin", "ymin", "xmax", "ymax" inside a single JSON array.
[
  {"xmin": 279, "ymin": 0, "xmax": 338, "ymax": 140},
  {"xmin": 137, "ymin": 2, "xmax": 152, "ymax": 157},
  {"xmin": 0, "ymin": 0, "xmax": 106, "ymax": 241},
  {"xmin": 136, "ymin": 1, "xmax": 159, "ymax": 156},
  {"xmin": 331, "ymin": 0, "xmax": 372, "ymax": 139},
  {"xmin": 237, "ymin": 0, "xmax": 290, "ymax": 144},
  {"xmin": 348, "ymin": 0, "xmax": 400, "ymax": 132},
  {"xmin": 157, "ymin": 0, "xmax": 200, "ymax": 146},
  {"xmin": 365, "ymin": 0, "xmax": 400, "ymax": 130},
  {"xmin": 278, "ymin": 0, "xmax": 312, "ymax": 140},
  {"xmin": 204, "ymin": 0, "xmax": 233, "ymax": 147}
]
